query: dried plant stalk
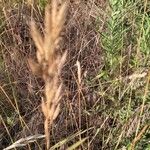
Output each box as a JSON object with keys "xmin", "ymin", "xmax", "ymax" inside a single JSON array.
[{"xmin": 29, "ymin": 1, "xmax": 68, "ymax": 149}]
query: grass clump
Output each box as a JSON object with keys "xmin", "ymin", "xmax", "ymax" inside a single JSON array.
[{"xmin": 0, "ymin": 0, "xmax": 150, "ymax": 150}]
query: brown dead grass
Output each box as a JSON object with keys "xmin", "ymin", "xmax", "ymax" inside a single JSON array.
[{"xmin": 0, "ymin": 0, "xmax": 108, "ymax": 149}]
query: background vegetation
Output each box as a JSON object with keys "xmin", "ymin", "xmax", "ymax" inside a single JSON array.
[{"xmin": 0, "ymin": 0, "xmax": 150, "ymax": 149}]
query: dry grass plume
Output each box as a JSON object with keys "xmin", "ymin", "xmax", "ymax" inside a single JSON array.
[{"xmin": 28, "ymin": 0, "xmax": 68, "ymax": 149}]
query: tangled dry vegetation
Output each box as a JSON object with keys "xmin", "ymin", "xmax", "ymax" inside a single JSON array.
[
  {"xmin": 0, "ymin": 0, "xmax": 150, "ymax": 150},
  {"xmin": 1, "ymin": 1, "xmax": 104, "ymax": 149}
]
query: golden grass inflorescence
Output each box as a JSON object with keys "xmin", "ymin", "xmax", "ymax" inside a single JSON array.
[{"xmin": 28, "ymin": 1, "xmax": 68, "ymax": 149}]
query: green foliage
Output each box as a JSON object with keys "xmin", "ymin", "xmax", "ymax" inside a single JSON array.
[
  {"xmin": 95, "ymin": 0, "xmax": 150, "ymax": 149},
  {"xmin": 135, "ymin": 130, "xmax": 150, "ymax": 150},
  {"xmin": 38, "ymin": 0, "xmax": 47, "ymax": 10},
  {"xmin": 101, "ymin": 0, "xmax": 125, "ymax": 72}
]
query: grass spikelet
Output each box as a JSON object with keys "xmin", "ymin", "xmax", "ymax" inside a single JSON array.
[{"xmin": 29, "ymin": 0, "xmax": 68, "ymax": 149}]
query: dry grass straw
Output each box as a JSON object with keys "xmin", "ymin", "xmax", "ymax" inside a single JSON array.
[
  {"xmin": 4, "ymin": 134, "xmax": 45, "ymax": 150},
  {"xmin": 28, "ymin": 0, "xmax": 68, "ymax": 149}
]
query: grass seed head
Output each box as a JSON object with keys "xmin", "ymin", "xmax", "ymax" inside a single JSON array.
[{"xmin": 29, "ymin": 0, "xmax": 68, "ymax": 149}]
